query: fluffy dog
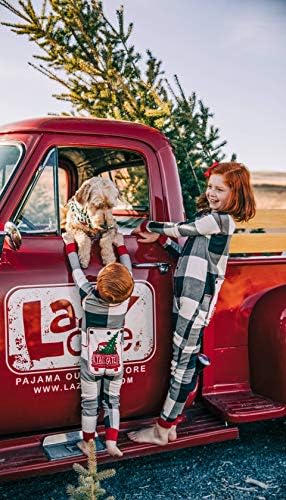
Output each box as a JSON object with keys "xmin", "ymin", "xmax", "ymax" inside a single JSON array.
[{"xmin": 65, "ymin": 176, "xmax": 119, "ymax": 268}]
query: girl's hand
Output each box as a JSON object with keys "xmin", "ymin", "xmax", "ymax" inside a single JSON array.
[
  {"xmin": 137, "ymin": 231, "xmax": 160, "ymax": 243},
  {"xmin": 131, "ymin": 225, "xmax": 142, "ymax": 235},
  {"xmin": 62, "ymin": 232, "xmax": 75, "ymax": 245},
  {"xmin": 113, "ymin": 232, "xmax": 125, "ymax": 247}
]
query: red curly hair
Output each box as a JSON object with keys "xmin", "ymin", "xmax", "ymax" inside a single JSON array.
[
  {"xmin": 97, "ymin": 262, "xmax": 134, "ymax": 304},
  {"xmin": 197, "ymin": 162, "xmax": 256, "ymax": 222}
]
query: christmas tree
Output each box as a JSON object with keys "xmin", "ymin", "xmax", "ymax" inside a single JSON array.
[
  {"xmin": 98, "ymin": 333, "xmax": 119, "ymax": 355},
  {"xmin": 0, "ymin": 0, "xmax": 235, "ymax": 217},
  {"xmin": 67, "ymin": 440, "xmax": 115, "ymax": 500}
]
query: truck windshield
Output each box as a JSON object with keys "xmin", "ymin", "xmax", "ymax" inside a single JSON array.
[{"xmin": 0, "ymin": 143, "xmax": 23, "ymax": 199}]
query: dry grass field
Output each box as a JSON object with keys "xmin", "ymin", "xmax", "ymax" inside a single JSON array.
[{"xmin": 251, "ymin": 171, "xmax": 286, "ymax": 209}]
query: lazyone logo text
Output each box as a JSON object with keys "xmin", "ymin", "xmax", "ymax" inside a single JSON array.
[{"xmin": 5, "ymin": 281, "xmax": 155, "ymax": 374}]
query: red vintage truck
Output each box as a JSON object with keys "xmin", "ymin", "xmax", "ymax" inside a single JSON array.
[{"xmin": 0, "ymin": 117, "xmax": 286, "ymax": 480}]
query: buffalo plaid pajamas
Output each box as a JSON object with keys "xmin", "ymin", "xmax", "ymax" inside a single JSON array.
[
  {"xmin": 65, "ymin": 241, "xmax": 132, "ymax": 442},
  {"xmin": 141, "ymin": 211, "xmax": 235, "ymax": 425}
]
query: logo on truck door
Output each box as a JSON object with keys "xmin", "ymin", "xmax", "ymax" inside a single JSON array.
[{"xmin": 5, "ymin": 281, "xmax": 155, "ymax": 374}]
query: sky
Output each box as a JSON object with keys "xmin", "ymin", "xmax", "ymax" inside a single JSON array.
[{"xmin": 0, "ymin": 0, "xmax": 286, "ymax": 171}]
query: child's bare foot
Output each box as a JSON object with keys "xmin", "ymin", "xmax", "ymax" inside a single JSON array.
[
  {"xmin": 106, "ymin": 440, "xmax": 123, "ymax": 457},
  {"xmin": 77, "ymin": 440, "xmax": 90, "ymax": 457},
  {"xmin": 128, "ymin": 423, "xmax": 169, "ymax": 445},
  {"xmin": 168, "ymin": 425, "xmax": 177, "ymax": 442}
]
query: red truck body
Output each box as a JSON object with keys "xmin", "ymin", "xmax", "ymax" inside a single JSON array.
[{"xmin": 0, "ymin": 117, "xmax": 285, "ymax": 480}]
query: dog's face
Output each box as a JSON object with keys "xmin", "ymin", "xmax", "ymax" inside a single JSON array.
[{"xmin": 74, "ymin": 176, "xmax": 119, "ymax": 213}]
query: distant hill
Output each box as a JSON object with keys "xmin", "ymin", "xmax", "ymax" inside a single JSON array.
[{"xmin": 251, "ymin": 171, "xmax": 286, "ymax": 209}]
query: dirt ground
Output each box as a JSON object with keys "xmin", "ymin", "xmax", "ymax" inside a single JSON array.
[{"xmin": 1, "ymin": 418, "xmax": 285, "ymax": 500}]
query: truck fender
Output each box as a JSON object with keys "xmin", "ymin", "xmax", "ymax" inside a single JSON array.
[{"xmin": 248, "ymin": 284, "xmax": 286, "ymax": 404}]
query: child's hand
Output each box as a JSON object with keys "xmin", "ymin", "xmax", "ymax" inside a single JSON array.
[
  {"xmin": 137, "ymin": 231, "xmax": 160, "ymax": 243},
  {"xmin": 113, "ymin": 232, "xmax": 125, "ymax": 247},
  {"xmin": 62, "ymin": 232, "xmax": 75, "ymax": 245},
  {"xmin": 131, "ymin": 226, "xmax": 141, "ymax": 235}
]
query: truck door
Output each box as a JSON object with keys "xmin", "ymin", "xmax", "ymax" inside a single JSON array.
[{"xmin": 0, "ymin": 133, "xmax": 175, "ymax": 435}]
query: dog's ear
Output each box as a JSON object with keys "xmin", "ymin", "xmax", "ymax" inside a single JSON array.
[{"xmin": 74, "ymin": 181, "xmax": 92, "ymax": 205}]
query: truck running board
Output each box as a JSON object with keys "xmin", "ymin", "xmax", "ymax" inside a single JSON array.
[
  {"xmin": 0, "ymin": 405, "xmax": 238, "ymax": 480},
  {"xmin": 203, "ymin": 391, "xmax": 286, "ymax": 423},
  {"xmin": 43, "ymin": 431, "xmax": 106, "ymax": 460}
]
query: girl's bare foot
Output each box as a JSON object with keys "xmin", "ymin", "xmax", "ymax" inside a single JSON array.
[
  {"xmin": 168, "ymin": 425, "xmax": 177, "ymax": 442},
  {"xmin": 77, "ymin": 440, "xmax": 90, "ymax": 457},
  {"xmin": 128, "ymin": 423, "xmax": 169, "ymax": 445},
  {"xmin": 106, "ymin": 440, "xmax": 123, "ymax": 457}
]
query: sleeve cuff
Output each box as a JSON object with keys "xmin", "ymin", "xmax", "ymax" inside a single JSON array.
[
  {"xmin": 117, "ymin": 245, "xmax": 128, "ymax": 256},
  {"xmin": 158, "ymin": 234, "xmax": 168, "ymax": 246},
  {"xmin": 66, "ymin": 242, "xmax": 77, "ymax": 254},
  {"xmin": 140, "ymin": 220, "xmax": 151, "ymax": 232}
]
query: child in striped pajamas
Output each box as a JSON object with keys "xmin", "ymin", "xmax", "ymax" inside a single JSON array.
[
  {"xmin": 62, "ymin": 232, "xmax": 134, "ymax": 457},
  {"xmin": 128, "ymin": 162, "xmax": 256, "ymax": 445}
]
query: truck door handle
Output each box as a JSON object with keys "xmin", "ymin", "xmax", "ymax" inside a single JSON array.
[{"xmin": 132, "ymin": 262, "xmax": 170, "ymax": 274}]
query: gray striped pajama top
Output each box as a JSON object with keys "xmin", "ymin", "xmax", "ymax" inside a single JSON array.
[
  {"xmin": 144, "ymin": 211, "xmax": 236, "ymax": 325},
  {"xmin": 65, "ymin": 243, "xmax": 132, "ymax": 363}
]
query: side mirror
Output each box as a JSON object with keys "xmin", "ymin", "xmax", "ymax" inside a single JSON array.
[
  {"xmin": 0, "ymin": 231, "xmax": 5, "ymax": 256},
  {"xmin": 4, "ymin": 222, "xmax": 22, "ymax": 251}
]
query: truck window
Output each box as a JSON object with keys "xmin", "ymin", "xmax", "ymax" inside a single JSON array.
[
  {"xmin": 15, "ymin": 149, "xmax": 60, "ymax": 234},
  {"xmin": 0, "ymin": 143, "xmax": 23, "ymax": 198},
  {"xmin": 58, "ymin": 147, "xmax": 149, "ymax": 234}
]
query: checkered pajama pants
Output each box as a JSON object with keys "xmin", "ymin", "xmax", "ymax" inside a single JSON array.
[
  {"xmin": 160, "ymin": 294, "xmax": 211, "ymax": 424},
  {"xmin": 80, "ymin": 358, "xmax": 123, "ymax": 442}
]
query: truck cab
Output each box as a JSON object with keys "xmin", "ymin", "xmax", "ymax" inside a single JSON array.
[{"xmin": 0, "ymin": 117, "xmax": 285, "ymax": 479}]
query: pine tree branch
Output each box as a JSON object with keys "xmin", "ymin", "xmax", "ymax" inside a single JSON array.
[
  {"xmin": 1, "ymin": 0, "xmax": 231, "ymax": 217},
  {"xmin": 0, "ymin": 0, "xmax": 31, "ymax": 22}
]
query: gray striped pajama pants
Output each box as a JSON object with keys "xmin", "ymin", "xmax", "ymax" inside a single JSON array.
[
  {"xmin": 160, "ymin": 293, "xmax": 212, "ymax": 423},
  {"xmin": 80, "ymin": 358, "xmax": 123, "ymax": 440}
]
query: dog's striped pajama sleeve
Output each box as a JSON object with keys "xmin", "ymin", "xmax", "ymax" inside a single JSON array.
[{"xmin": 64, "ymin": 242, "xmax": 93, "ymax": 298}]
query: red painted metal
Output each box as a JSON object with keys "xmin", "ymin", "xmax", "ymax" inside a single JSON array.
[
  {"xmin": 203, "ymin": 260, "xmax": 286, "ymax": 402},
  {"xmin": 203, "ymin": 392, "xmax": 286, "ymax": 423},
  {"xmin": 0, "ymin": 117, "xmax": 285, "ymax": 479},
  {"xmin": 249, "ymin": 285, "xmax": 286, "ymax": 402},
  {"xmin": 0, "ymin": 117, "xmax": 170, "ymax": 151},
  {"xmin": 0, "ymin": 407, "xmax": 238, "ymax": 481},
  {"xmin": 0, "ymin": 127, "xmax": 176, "ymax": 434}
]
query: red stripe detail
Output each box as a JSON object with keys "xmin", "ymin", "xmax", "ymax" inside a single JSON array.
[
  {"xmin": 83, "ymin": 431, "xmax": 95, "ymax": 442},
  {"xmin": 176, "ymin": 414, "xmax": 186, "ymax": 424},
  {"xmin": 158, "ymin": 234, "xmax": 168, "ymax": 246},
  {"xmin": 117, "ymin": 245, "xmax": 128, "ymax": 256},
  {"xmin": 157, "ymin": 417, "xmax": 178, "ymax": 428},
  {"xmin": 65, "ymin": 242, "xmax": 77, "ymax": 254},
  {"xmin": 105, "ymin": 428, "xmax": 118, "ymax": 441},
  {"xmin": 140, "ymin": 220, "xmax": 149, "ymax": 232}
]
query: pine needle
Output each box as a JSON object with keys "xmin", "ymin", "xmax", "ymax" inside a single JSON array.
[{"xmin": 67, "ymin": 439, "xmax": 116, "ymax": 500}]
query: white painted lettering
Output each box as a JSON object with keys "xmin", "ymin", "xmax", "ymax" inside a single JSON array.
[
  {"xmin": 124, "ymin": 364, "xmax": 146, "ymax": 375},
  {"xmin": 122, "ymin": 376, "xmax": 134, "ymax": 384}
]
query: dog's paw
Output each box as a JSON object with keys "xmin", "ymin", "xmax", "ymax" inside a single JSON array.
[
  {"xmin": 62, "ymin": 231, "xmax": 75, "ymax": 245},
  {"xmin": 78, "ymin": 252, "xmax": 90, "ymax": 269},
  {"xmin": 113, "ymin": 232, "xmax": 124, "ymax": 247},
  {"xmin": 79, "ymin": 259, "xmax": 89, "ymax": 269}
]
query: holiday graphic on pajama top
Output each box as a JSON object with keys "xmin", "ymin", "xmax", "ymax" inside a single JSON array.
[{"xmin": 88, "ymin": 328, "xmax": 123, "ymax": 375}]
